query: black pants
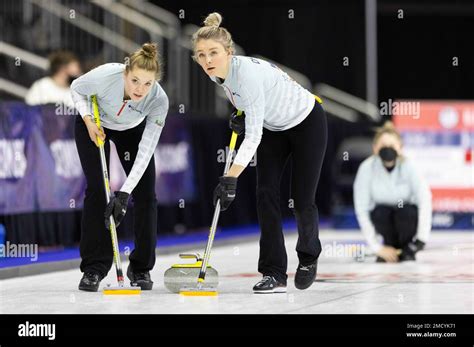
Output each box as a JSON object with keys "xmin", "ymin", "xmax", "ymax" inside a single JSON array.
[
  {"xmin": 370, "ymin": 204, "xmax": 418, "ymax": 249},
  {"xmin": 256, "ymin": 103, "xmax": 327, "ymax": 284},
  {"xmin": 74, "ymin": 116, "xmax": 158, "ymax": 277}
]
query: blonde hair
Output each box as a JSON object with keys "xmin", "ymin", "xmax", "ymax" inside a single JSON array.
[
  {"xmin": 125, "ymin": 42, "xmax": 162, "ymax": 80},
  {"xmin": 373, "ymin": 121, "xmax": 402, "ymax": 145},
  {"xmin": 191, "ymin": 12, "xmax": 235, "ymax": 61}
]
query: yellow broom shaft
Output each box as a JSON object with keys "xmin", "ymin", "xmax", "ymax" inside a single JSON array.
[
  {"xmin": 91, "ymin": 95, "xmax": 124, "ymax": 286},
  {"xmin": 197, "ymin": 110, "xmax": 243, "ymax": 284}
]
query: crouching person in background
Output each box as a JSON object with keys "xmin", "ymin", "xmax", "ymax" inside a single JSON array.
[{"xmin": 353, "ymin": 121, "xmax": 432, "ymax": 262}]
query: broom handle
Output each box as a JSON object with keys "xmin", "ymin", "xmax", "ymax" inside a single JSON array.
[
  {"xmin": 198, "ymin": 110, "xmax": 243, "ymax": 284},
  {"xmin": 91, "ymin": 95, "xmax": 124, "ymax": 286}
]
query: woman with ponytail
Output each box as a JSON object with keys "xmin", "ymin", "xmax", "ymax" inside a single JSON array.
[
  {"xmin": 71, "ymin": 43, "xmax": 168, "ymax": 291},
  {"xmin": 192, "ymin": 13, "xmax": 328, "ymax": 293},
  {"xmin": 353, "ymin": 121, "xmax": 432, "ymax": 263}
]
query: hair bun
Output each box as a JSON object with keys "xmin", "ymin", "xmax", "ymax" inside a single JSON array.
[
  {"xmin": 382, "ymin": 121, "xmax": 396, "ymax": 130},
  {"xmin": 141, "ymin": 43, "xmax": 158, "ymax": 59},
  {"xmin": 204, "ymin": 12, "xmax": 222, "ymax": 28}
]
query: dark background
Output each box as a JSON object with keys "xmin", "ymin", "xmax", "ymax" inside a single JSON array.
[
  {"xmin": 1, "ymin": 0, "xmax": 472, "ymax": 244},
  {"xmin": 152, "ymin": 0, "xmax": 473, "ymax": 101}
]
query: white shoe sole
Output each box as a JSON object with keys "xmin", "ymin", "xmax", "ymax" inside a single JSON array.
[{"xmin": 253, "ymin": 287, "xmax": 287, "ymax": 294}]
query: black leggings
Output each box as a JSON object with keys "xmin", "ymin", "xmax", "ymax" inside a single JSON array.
[
  {"xmin": 74, "ymin": 116, "xmax": 157, "ymax": 277},
  {"xmin": 256, "ymin": 103, "xmax": 327, "ymax": 284},
  {"xmin": 370, "ymin": 204, "xmax": 418, "ymax": 249}
]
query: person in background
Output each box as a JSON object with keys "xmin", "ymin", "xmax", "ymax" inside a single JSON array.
[
  {"xmin": 353, "ymin": 121, "xmax": 432, "ymax": 262},
  {"xmin": 25, "ymin": 50, "xmax": 81, "ymax": 109}
]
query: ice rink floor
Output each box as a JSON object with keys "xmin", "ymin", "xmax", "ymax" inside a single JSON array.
[{"xmin": 0, "ymin": 230, "xmax": 472, "ymax": 314}]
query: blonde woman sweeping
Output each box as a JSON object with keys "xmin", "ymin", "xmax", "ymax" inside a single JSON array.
[
  {"xmin": 71, "ymin": 43, "xmax": 168, "ymax": 291},
  {"xmin": 192, "ymin": 13, "xmax": 327, "ymax": 293}
]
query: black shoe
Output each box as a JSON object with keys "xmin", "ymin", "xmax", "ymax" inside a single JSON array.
[
  {"xmin": 78, "ymin": 272, "xmax": 102, "ymax": 292},
  {"xmin": 294, "ymin": 261, "xmax": 318, "ymax": 290},
  {"xmin": 253, "ymin": 276, "xmax": 287, "ymax": 294},
  {"xmin": 127, "ymin": 264, "xmax": 153, "ymax": 290},
  {"xmin": 399, "ymin": 250, "xmax": 416, "ymax": 262}
]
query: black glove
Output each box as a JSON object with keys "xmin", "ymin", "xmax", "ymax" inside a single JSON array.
[
  {"xmin": 213, "ymin": 176, "xmax": 238, "ymax": 211},
  {"xmin": 104, "ymin": 191, "xmax": 130, "ymax": 229},
  {"xmin": 229, "ymin": 110, "xmax": 245, "ymax": 136},
  {"xmin": 402, "ymin": 239, "xmax": 425, "ymax": 257}
]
